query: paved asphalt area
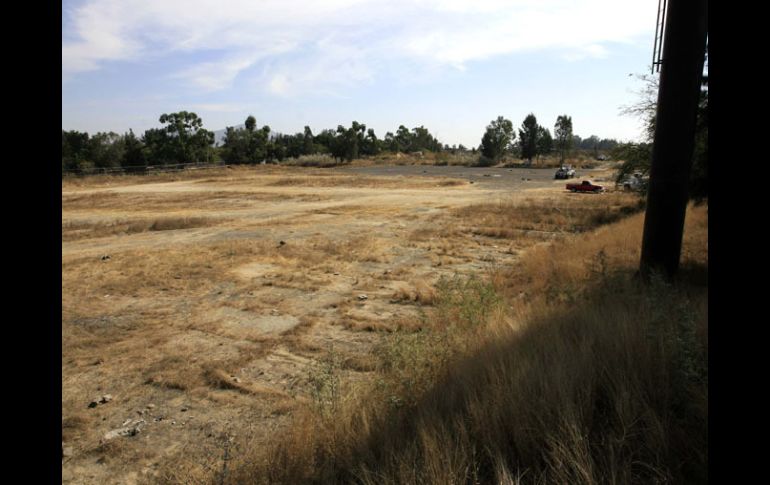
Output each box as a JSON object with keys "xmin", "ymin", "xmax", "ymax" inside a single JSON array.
[{"xmin": 336, "ymin": 164, "xmax": 606, "ymax": 191}]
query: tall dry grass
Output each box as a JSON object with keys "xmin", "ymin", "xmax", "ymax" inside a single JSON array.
[
  {"xmin": 452, "ymin": 194, "xmax": 646, "ymax": 240},
  {"xmin": 211, "ymin": 203, "xmax": 707, "ymax": 485},
  {"xmin": 62, "ymin": 216, "xmax": 221, "ymax": 241}
]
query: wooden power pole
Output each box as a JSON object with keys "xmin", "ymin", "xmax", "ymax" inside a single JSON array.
[{"xmin": 639, "ymin": 0, "xmax": 708, "ymax": 281}]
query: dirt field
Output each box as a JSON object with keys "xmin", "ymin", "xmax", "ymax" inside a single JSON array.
[{"xmin": 61, "ymin": 164, "xmax": 623, "ymax": 484}]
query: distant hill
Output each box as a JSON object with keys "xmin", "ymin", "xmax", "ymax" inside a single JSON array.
[{"xmin": 212, "ymin": 125, "xmax": 243, "ymax": 147}]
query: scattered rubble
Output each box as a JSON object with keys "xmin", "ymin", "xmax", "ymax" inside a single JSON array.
[{"xmin": 102, "ymin": 420, "xmax": 145, "ymax": 442}]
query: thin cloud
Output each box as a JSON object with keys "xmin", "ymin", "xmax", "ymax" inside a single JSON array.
[
  {"xmin": 188, "ymin": 103, "xmax": 244, "ymax": 113},
  {"xmin": 63, "ymin": 0, "xmax": 656, "ymax": 92}
]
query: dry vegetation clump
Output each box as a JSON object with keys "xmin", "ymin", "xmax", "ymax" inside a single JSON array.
[
  {"xmin": 453, "ymin": 194, "xmax": 645, "ymax": 240},
  {"xmin": 203, "ymin": 367, "xmax": 293, "ymax": 398},
  {"xmin": 62, "ymin": 216, "xmax": 223, "ymax": 241},
  {"xmin": 61, "ymin": 166, "xmax": 243, "ymax": 188},
  {"xmin": 303, "ymin": 234, "xmax": 392, "ymax": 264},
  {"xmin": 265, "ymin": 174, "xmax": 385, "ymax": 188},
  {"xmin": 339, "ymin": 314, "xmax": 424, "ymax": 334},
  {"xmin": 408, "ymin": 222, "xmax": 464, "ymax": 243},
  {"xmin": 280, "ymin": 154, "xmax": 341, "ymax": 167},
  {"xmin": 262, "ymin": 171, "xmax": 467, "ymax": 190},
  {"xmin": 361, "ymin": 151, "xmax": 479, "ymax": 167},
  {"xmin": 363, "ymin": 152, "xmax": 429, "ymax": 166},
  {"xmin": 62, "ymin": 413, "xmax": 90, "ymax": 443},
  {"xmin": 222, "ymin": 204, "xmax": 707, "ymax": 485},
  {"xmin": 62, "ymin": 164, "xmax": 339, "ymax": 192},
  {"xmin": 390, "ymin": 279, "xmax": 439, "ymax": 306},
  {"xmin": 62, "ymin": 190, "xmax": 287, "ymax": 212}
]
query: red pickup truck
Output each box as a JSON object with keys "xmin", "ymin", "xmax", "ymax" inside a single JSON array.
[{"xmin": 566, "ymin": 180, "xmax": 604, "ymax": 193}]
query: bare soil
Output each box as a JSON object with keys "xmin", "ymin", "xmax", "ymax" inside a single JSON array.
[{"xmin": 61, "ymin": 164, "xmax": 618, "ymax": 484}]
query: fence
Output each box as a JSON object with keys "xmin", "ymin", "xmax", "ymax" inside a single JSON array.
[{"xmin": 62, "ymin": 161, "xmax": 229, "ymax": 177}]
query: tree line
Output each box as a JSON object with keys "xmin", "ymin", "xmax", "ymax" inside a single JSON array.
[
  {"xmin": 62, "ymin": 111, "xmax": 618, "ymax": 174},
  {"xmin": 220, "ymin": 119, "xmax": 443, "ymax": 165},
  {"xmin": 476, "ymin": 113, "xmax": 618, "ymax": 166}
]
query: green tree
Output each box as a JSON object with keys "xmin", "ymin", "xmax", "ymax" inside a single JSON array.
[
  {"xmin": 394, "ymin": 125, "xmax": 412, "ymax": 153},
  {"xmin": 121, "ymin": 129, "xmax": 147, "ymax": 172},
  {"xmin": 141, "ymin": 128, "xmax": 172, "ymax": 165},
  {"xmin": 518, "ymin": 113, "xmax": 540, "ymax": 164},
  {"xmin": 266, "ymin": 134, "xmax": 286, "ymax": 162},
  {"xmin": 536, "ymin": 126, "xmax": 553, "ymax": 162},
  {"xmin": 382, "ymin": 125, "xmax": 442, "ymax": 153},
  {"xmin": 221, "ymin": 116, "xmax": 270, "ymax": 164},
  {"xmin": 221, "ymin": 127, "xmax": 250, "ymax": 164},
  {"xmin": 580, "ymin": 135, "xmax": 601, "ymax": 154},
  {"xmin": 333, "ymin": 121, "xmax": 366, "ymax": 162},
  {"xmin": 410, "ymin": 126, "xmax": 442, "ymax": 152},
  {"xmin": 245, "ymin": 115, "xmax": 257, "ymax": 132},
  {"xmin": 314, "ymin": 129, "xmax": 337, "ymax": 156},
  {"xmin": 276, "ymin": 132, "xmax": 305, "ymax": 159},
  {"xmin": 383, "ymin": 131, "xmax": 396, "ymax": 152},
  {"xmin": 554, "ymin": 115, "xmax": 573, "ymax": 163},
  {"xmin": 257, "ymin": 125, "xmax": 271, "ymax": 161},
  {"xmin": 322, "ymin": 128, "xmax": 347, "ymax": 163},
  {"xmin": 89, "ymin": 132, "xmax": 125, "ymax": 169},
  {"xmin": 361, "ymin": 128, "xmax": 381, "ymax": 156},
  {"xmin": 612, "ymin": 142, "xmax": 652, "ymax": 183},
  {"xmin": 303, "ymin": 126, "xmax": 316, "ymax": 155},
  {"xmin": 479, "ymin": 116, "xmax": 514, "ymax": 164},
  {"xmin": 61, "ymin": 130, "xmax": 91, "ymax": 172},
  {"xmin": 144, "ymin": 111, "xmax": 214, "ymax": 165}
]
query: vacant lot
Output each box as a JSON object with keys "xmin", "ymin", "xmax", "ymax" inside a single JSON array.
[{"xmin": 61, "ymin": 164, "xmax": 633, "ymax": 484}]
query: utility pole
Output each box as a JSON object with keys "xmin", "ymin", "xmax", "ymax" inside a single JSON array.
[{"xmin": 639, "ymin": 0, "xmax": 708, "ymax": 281}]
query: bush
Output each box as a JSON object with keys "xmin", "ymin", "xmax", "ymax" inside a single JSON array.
[
  {"xmin": 281, "ymin": 154, "xmax": 340, "ymax": 167},
  {"xmin": 475, "ymin": 155, "xmax": 496, "ymax": 167}
]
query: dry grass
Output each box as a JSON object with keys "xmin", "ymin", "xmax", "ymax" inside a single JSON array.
[
  {"xmin": 452, "ymin": 193, "xmax": 646, "ymax": 239},
  {"xmin": 265, "ymin": 173, "xmax": 466, "ymax": 190},
  {"xmin": 280, "ymin": 154, "xmax": 341, "ymax": 167},
  {"xmin": 62, "ymin": 216, "xmax": 223, "ymax": 241},
  {"xmin": 63, "ymin": 165, "xmax": 700, "ymax": 485},
  {"xmin": 203, "ymin": 368, "xmax": 293, "ymax": 398},
  {"xmin": 62, "ymin": 190, "xmax": 322, "ymax": 213},
  {"xmin": 390, "ymin": 279, "xmax": 439, "ymax": 305},
  {"xmin": 224, "ymin": 203, "xmax": 708, "ymax": 485},
  {"xmin": 62, "ymin": 166, "xmax": 245, "ymax": 188}
]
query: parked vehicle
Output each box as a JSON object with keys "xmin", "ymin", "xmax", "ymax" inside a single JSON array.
[
  {"xmin": 566, "ymin": 180, "xmax": 604, "ymax": 193},
  {"xmin": 554, "ymin": 165, "xmax": 576, "ymax": 179},
  {"xmin": 620, "ymin": 173, "xmax": 649, "ymax": 192}
]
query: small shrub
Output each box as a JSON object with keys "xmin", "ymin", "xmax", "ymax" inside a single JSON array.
[
  {"xmin": 307, "ymin": 345, "xmax": 343, "ymax": 417},
  {"xmin": 281, "ymin": 154, "xmax": 339, "ymax": 167},
  {"xmin": 475, "ymin": 155, "xmax": 496, "ymax": 167}
]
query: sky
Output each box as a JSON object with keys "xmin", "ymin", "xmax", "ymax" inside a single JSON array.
[{"xmin": 62, "ymin": 0, "xmax": 660, "ymax": 148}]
